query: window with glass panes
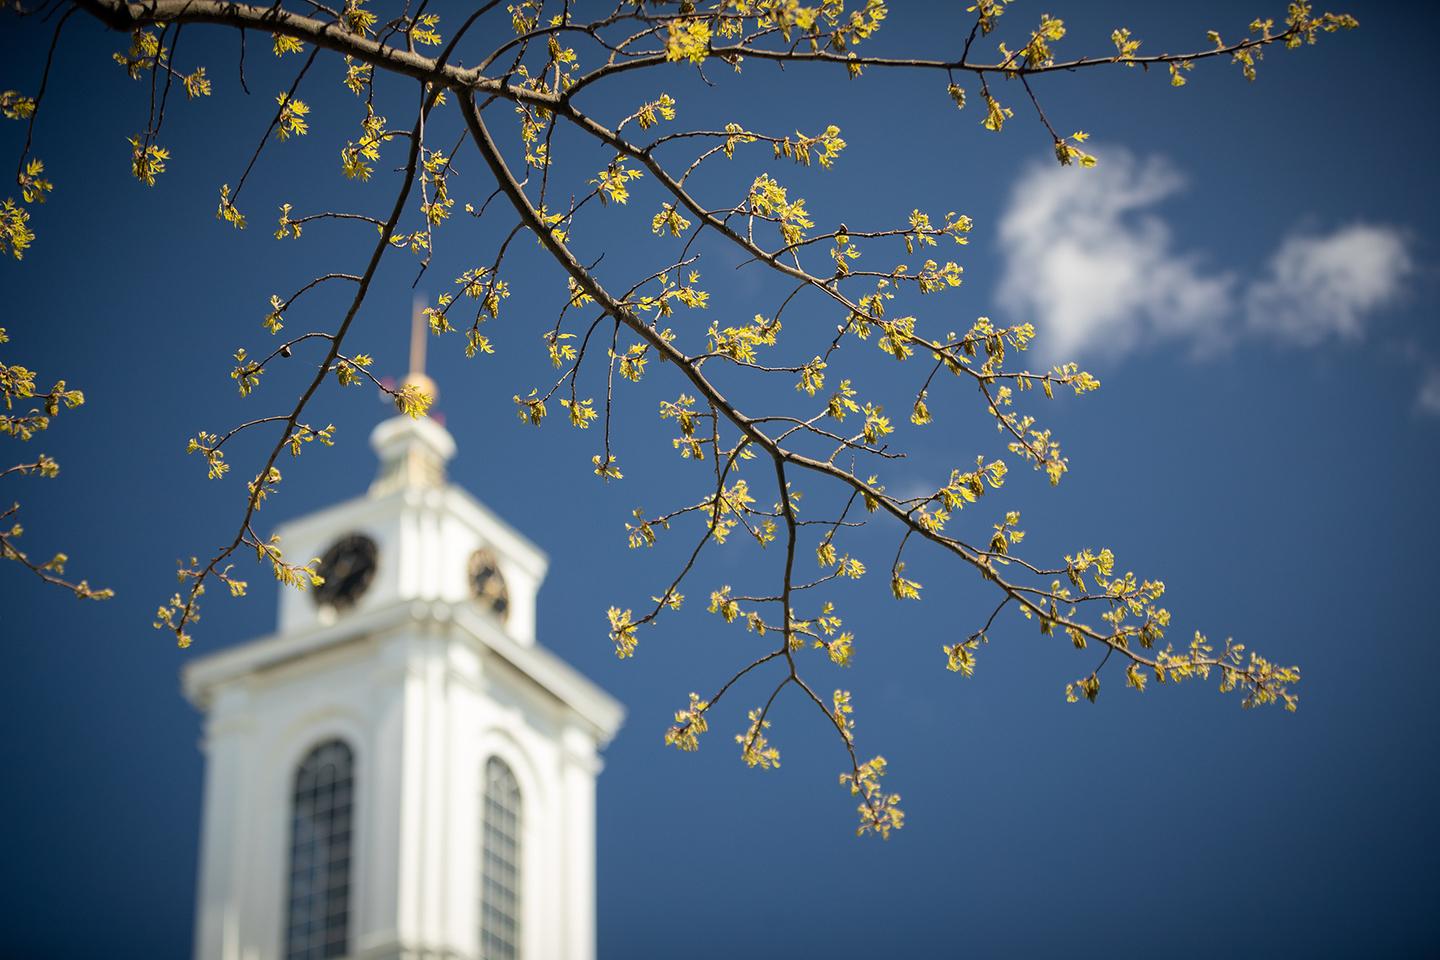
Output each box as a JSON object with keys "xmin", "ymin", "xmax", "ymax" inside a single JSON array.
[
  {"xmin": 480, "ymin": 757, "xmax": 522, "ymax": 960},
  {"xmin": 285, "ymin": 740, "xmax": 354, "ymax": 960}
]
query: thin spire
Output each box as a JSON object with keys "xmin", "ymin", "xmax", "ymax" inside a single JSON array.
[
  {"xmin": 403, "ymin": 294, "xmax": 438, "ymax": 404},
  {"xmin": 370, "ymin": 296, "xmax": 453, "ymax": 496},
  {"xmin": 408, "ymin": 293, "xmax": 427, "ymax": 380}
]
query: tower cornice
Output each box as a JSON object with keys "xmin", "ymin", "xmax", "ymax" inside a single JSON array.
[{"xmin": 183, "ymin": 595, "xmax": 624, "ymax": 744}]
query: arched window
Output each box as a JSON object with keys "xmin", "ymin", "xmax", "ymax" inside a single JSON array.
[
  {"xmin": 480, "ymin": 756, "xmax": 522, "ymax": 960},
  {"xmin": 285, "ymin": 740, "xmax": 354, "ymax": 960}
]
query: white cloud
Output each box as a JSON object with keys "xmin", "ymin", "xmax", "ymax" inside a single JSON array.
[
  {"xmin": 1419, "ymin": 369, "xmax": 1440, "ymax": 418},
  {"xmin": 995, "ymin": 149, "xmax": 1232, "ymax": 362},
  {"xmin": 994, "ymin": 148, "xmax": 1412, "ymax": 363},
  {"xmin": 1245, "ymin": 224, "xmax": 1412, "ymax": 345}
]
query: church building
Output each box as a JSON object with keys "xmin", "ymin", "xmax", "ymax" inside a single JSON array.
[{"xmin": 182, "ymin": 350, "xmax": 624, "ymax": 960}]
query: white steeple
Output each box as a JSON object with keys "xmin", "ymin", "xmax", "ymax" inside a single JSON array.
[{"xmin": 183, "ymin": 315, "xmax": 623, "ymax": 960}]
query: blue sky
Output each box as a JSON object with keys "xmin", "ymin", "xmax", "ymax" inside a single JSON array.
[{"xmin": 2, "ymin": 2, "xmax": 1437, "ymax": 956}]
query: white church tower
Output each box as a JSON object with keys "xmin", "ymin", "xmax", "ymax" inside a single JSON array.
[{"xmin": 183, "ymin": 326, "xmax": 624, "ymax": 960}]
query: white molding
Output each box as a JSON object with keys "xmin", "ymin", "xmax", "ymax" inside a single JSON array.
[{"xmin": 186, "ymin": 598, "xmax": 625, "ymax": 743}]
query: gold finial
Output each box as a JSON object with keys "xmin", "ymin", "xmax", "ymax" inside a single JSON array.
[{"xmin": 403, "ymin": 294, "xmax": 438, "ymax": 402}]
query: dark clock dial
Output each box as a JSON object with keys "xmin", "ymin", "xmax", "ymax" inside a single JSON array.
[
  {"xmin": 469, "ymin": 548, "xmax": 509, "ymax": 621},
  {"xmin": 313, "ymin": 534, "xmax": 378, "ymax": 612}
]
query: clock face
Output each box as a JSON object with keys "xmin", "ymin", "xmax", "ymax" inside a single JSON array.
[
  {"xmin": 469, "ymin": 548, "xmax": 509, "ymax": 622},
  {"xmin": 313, "ymin": 534, "xmax": 378, "ymax": 612}
]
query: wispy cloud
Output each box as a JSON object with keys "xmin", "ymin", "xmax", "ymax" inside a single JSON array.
[
  {"xmin": 996, "ymin": 151, "xmax": 1232, "ymax": 362},
  {"xmin": 1419, "ymin": 368, "xmax": 1440, "ymax": 418},
  {"xmin": 994, "ymin": 147, "xmax": 1412, "ymax": 367},
  {"xmin": 1245, "ymin": 224, "xmax": 1412, "ymax": 345}
]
